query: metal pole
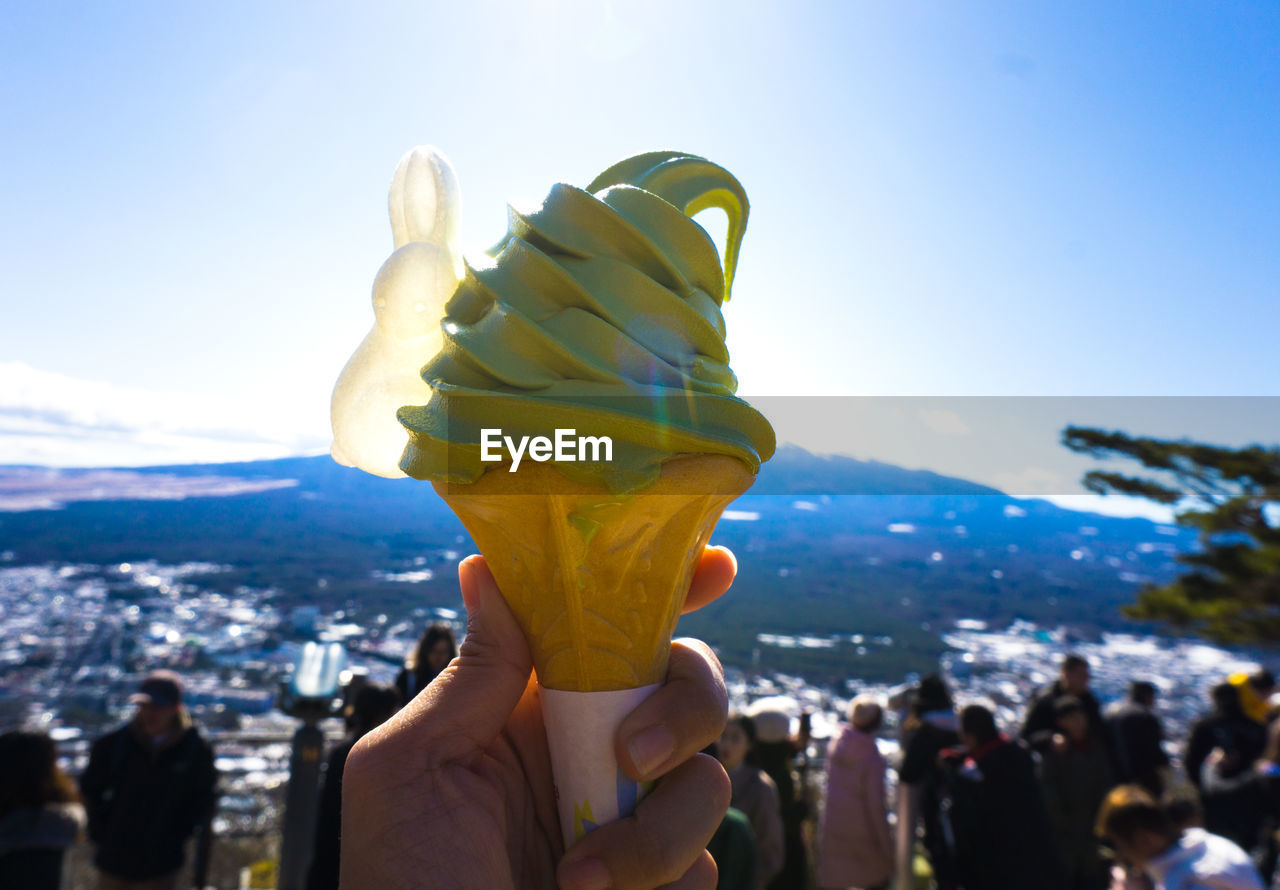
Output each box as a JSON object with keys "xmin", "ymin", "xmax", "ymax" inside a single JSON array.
[{"xmin": 277, "ymin": 720, "xmax": 325, "ymax": 890}]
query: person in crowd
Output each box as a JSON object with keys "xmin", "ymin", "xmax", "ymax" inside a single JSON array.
[
  {"xmin": 748, "ymin": 704, "xmax": 811, "ymax": 890},
  {"xmin": 1193, "ymin": 716, "xmax": 1280, "ymax": 885},
  {"xmin": 1246, "ymin": 719, "xmax": 1280, "ymax": 883},
  {"xmin": 1040, "ymin": 696, "xmax": 1115, "ymax": 890},
  {"xmin": 1186, "ymin": 682, "xmax": 1267, "ymax": 793},
  {"xmin": 1199, "ymin": 745, "xmax": 1269, "ymax": 868},
  {"xmin": 898, "ymin": 673, "xmax": 962, "ymax": 890},
  {"xmin": 1096, "ymin": 785, "xmax": 1263, "ymax": 890},
  {"xmin": 341, "ymin": 549, "xmax": 747, "ymax": 888},
  {"xmin": 817, "ymin": 696, "xmax": 893, "ymax": 890},
  {"xmin": 395, "ymin": 622, "xmax": 457, "ymax": 704},
  {"xmin": 717, "ymin": 713, "xmax": 785, "ymax": 889},
  {"xmin": 707, "ymin": 806, "xmax": 758, "ymax": 890},
  {"xmin": 1107, "ymin": 681, "xmax": 1170, "ymax": 797},
  {"xmin": 1023, "ymin": 654, "xmax": 1115, "ymax": 769},
  {"xmin": 307, "ymin": 682, "xmax": 402, "ymax": 890},
  {"xmin": 0, "ymin": 728, "xmax": 86, "ymax": 890},
  {"xmin": 80, "ymin": 669, "xmax": 218, "ymax": 890},
  {"xmin": 943, "ymin": 703, "xmax": 1064, "ymax": 890}
]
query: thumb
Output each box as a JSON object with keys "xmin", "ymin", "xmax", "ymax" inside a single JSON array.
[{"xmin": 414, "ymin": 555, "xmax": 533, "ymax": 766}]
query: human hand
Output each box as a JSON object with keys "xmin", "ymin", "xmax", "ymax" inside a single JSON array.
[
  {"xmin": 340, "ymin": 546, "xmax": 738, "ymax": 889},
  {"xmin": 1051, "ymin": 732, "xmax": 1070, "ymax": 755}
]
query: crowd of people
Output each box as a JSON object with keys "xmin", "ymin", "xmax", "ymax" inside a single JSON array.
[
  {"xmin": 0, "ymin": 624, "xmax": 458, "ymax": 890},
  {"xmin": 1, "ymin": 668, "xmax": 218, "ymax": 890},
  {"xmin": 4, "ymin": 626, "xmax": 1280, "ymax": 890},
  {"xmin": 798, "ymin": 657, "xmax": 1280, "ymax": 890}
]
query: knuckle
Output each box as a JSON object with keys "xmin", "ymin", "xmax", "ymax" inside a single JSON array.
[
  {"xmin": 457, "ymin": 624, "xmax": 527, "ymax": 682},
  {"xmin": 670, "ymin": 640, "xmax": 727, "ymax": 701},
  {"xmin": 671, "ymin": 637, "xmax": 721, "ymax": 676},
  {"xmin": 665, "ymin": 851, "xmax": 718, "ymax": 890},
  {"xmin": 691, "ymin": 753, "xmax": 732, "ymax": 815},
  {"xmin": 344, "ymin": 731, "xmax": 382, "ymax": 778}
]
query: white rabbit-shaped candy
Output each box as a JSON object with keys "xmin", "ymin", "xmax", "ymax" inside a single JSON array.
[{"xmin": 330, "ymin": 146, "xmax": 463, "ymax": 478}]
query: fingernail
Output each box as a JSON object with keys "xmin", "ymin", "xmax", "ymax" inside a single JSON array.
[
  {"xmin": 560, "ymin": 857, "xmax": 611, "ymax": 890},
  {"xmin": 627, "ymin": 724, "xmax": 676, "ymax": 778},
  {"xmin": 458, "ymin": 556, "xmax": 482, "ymax": 618}
]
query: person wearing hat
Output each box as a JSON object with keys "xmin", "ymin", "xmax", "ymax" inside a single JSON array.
[
  {"xmin": 817, "ymin": 697, "xmax": 894, "ymax": 890},
  {"xmin": 745, "ymin": 702, "xmax": 812, "ymax": 890},
  {"xmin": 80, "ymin": 670, "xmax": 218, "ymax": 889}
]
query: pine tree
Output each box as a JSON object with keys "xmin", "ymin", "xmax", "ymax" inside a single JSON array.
[{"xmin": 1063, "ymin": 427, "xmax": 1280, "ymax": 643}]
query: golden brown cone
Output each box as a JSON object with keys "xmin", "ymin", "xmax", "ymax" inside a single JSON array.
[{"xmin": 434, "ymin": 454, "xmax": 753, "ymax": 691}]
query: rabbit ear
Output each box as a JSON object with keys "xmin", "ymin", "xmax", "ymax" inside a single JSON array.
[{"xmin": 389, "ymin": 145, "xmax": 462, "ymax": 254}]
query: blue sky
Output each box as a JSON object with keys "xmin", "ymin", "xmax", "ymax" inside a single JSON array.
[{"xmin": 1, "ymin": 1, "xmax": 1277, "ymax": 484}]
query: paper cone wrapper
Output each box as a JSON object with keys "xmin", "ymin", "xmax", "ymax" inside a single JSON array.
[{"xmin": 540, "ymin": 683, "xmax": 659, "ymax": 844}]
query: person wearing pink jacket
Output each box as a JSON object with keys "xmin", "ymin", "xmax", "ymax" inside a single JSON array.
[{"xmin": 818, "ymin": 697, "xmax": 895, "ymax": 890}]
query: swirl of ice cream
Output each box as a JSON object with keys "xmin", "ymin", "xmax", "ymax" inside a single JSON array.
[{"xmin": 397, "ymin": 151, "xmax": 775, "ymax": 492}]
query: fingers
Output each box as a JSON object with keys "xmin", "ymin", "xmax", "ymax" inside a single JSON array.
[
  {"xmin": 558, "ymin": 754, "xmax": 729, "ymax": 890},
  {"xmin": 361, "ymin": 555, "xmax": 532, "ymax": 769},
  {"xmin": 681, "ymin": 545, "xmax": 737, "ymax": 615},
  {"xmin": 616, "ymin": 639, "xmax": 728, "ymax": 782}
]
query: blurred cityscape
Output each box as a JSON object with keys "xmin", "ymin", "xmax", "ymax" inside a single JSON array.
[{"xmin": 2, "ymin": 556, "xmax": 1263, "ymax": 878}]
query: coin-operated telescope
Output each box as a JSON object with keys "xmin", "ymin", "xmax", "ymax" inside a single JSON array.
[{"xmin": 278, "ymin": 642, "xmax": 346, "ymax": 890}]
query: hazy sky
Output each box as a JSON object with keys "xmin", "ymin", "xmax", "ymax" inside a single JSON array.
[{"xmin": 2, "ymin": 1, "xmax": 1277, "ymax": 482}]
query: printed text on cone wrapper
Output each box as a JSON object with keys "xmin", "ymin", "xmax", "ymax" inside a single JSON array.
[{"xmin": 479, "ymin": 428, "xmax": 614, "ymax": 472}]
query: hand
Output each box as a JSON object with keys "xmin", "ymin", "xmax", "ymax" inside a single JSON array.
[
  {"xmin": 340, "ymin": 546, "xmax": 738, "ymax": 889},
  {"xmin": 1051, "ymin": 732, "xmax": 1070, "ymax": 755}
]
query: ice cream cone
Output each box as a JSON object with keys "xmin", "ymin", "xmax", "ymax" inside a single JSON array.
[
  {"xmin": 333, "ymin": 146, "xmax": 774, "ymax": 846},
  {"xmin": 433, "ymin": 453, "xmax": 751, "ymax": 692}
]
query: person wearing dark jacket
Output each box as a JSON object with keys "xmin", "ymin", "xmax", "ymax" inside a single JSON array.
[
  {"xmin": 1193, "ymin": 713, "xmax": 1280, "ymax": 882},
  {"xmin": 1185, "ymin": 682, "xmax": 1268, "ymax": 793},
  {"xmin": 945, "ymin": 704, "xmax": 1065, "ymax": 890},
  {"xmin": 1022, "ymin": 654, "xmax": 1116, "ymax": 773},
  {"xmin": 747, "ymin": 706, "xmax": 809, "ymax": 890},
  {"xmin": 898, "ymin": 674, "xmax": 961, "ymax": 890},
  {"xmin": 1038, "ymin": 696, "xmax": 1114, "ymax": 890},
  {"xmin": 1106, "ymin": 681, "xmax": 1169, "ymax": 797},
  {"xmin": 0, "ymin": 729, "xmax": 86, "ymax": 890},
  {"xmin": 1199, "ymin": 756, "xmax": 1270, "ymax": 876},
  {"xmin": 80, "ymin": 670, "xmax": 218, "ymax": 889},
  {"xmin": 307, "ymin": 682, "xmax": 401, "ymax": 890},
  {"xmin": 1238, "ymin": 719, "xmax": 1280, "ymax": 883},
  {"xmin": 707, "ymin": 807, "xmax": 758, "ymax": 890}
]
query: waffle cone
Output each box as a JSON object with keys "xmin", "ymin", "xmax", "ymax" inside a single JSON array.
[{"xmin": 433, "ymin": 454, "xmax": 753, "ymax": 691}]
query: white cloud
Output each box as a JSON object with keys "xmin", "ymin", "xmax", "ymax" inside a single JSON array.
[
  {"xmin": 917, "ymin": 408, "xmax": 971, "ymax": 437},
  {"xmin": 1034, "ymin": 494, "xmax": 1177, "ymax": 524},
  {"xmin": 0, "ymin": 362, "xmax": 329, "ymax": 467}
]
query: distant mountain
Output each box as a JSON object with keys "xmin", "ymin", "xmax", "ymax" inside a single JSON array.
[
  {"xmin": 0, "ymin": 447, "xmax": 1195, "ymax": 683},
  {"xmin": 754, "ymin": 444, "xmax": 1005, "ymax": 496}
]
